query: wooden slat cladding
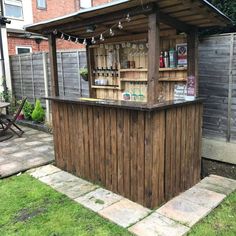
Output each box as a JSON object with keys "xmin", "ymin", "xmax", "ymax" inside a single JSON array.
[{"xmin": 52, "ymin": 101, "xmax": 202, "ymax": 208}]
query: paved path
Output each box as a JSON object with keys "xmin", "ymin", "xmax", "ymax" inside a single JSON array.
[
  {"xmin": 0, "ymin": 127, "xmax": 54, "ymax": 178},
  {"xmin": 28, "ymin": 164, "xmax": 236, "ymax": 236}
]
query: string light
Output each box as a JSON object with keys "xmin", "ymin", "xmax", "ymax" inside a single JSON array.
[
  {"xmin": 118, "ymin": 21, "xmax": 123, "ymax": 29},
  {"xmin": 100, "ymin": 34, "xmax": 105, "ymax": 42},
  {"xmin": 126, "ymin": 14, "xmax": 131, "ymax": 22},
  {"xmin": 91, "ymin": 37, "xmax": 96, "ymax": 44},
  {"xmin": 56, "ymin": 10, "xmax": 132, "ymax": 45},
  {"xmin": 109, "ymin": 28, "xmax": 115, "ymax": 36},
  {"xmin": 83, "ymin": 39, "xmax": 87, "ymax": 45}
]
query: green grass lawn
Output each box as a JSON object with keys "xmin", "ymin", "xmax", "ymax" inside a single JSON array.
[
  {"xmin": 188, "ymin": 190, "xmax": 236, "ymax": 236},
  {"xmin": 0, "ymin": 173, "xmax": 235, "ymax": 236},
  {"xmin": 0, "ymin": 174, "xmax": 131, "ymax": 236}
]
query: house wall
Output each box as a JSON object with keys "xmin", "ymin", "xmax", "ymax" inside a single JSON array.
[{"xmin": 6, "ymin": 0, "xmax": 33, "ymax": 30}]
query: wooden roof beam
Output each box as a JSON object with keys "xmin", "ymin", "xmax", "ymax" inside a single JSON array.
[
  {"xmin": 159, "ymin": 11, "xmax": 191, "ymax": 32},
  {"xmin": 43, "ymin": 4, "xmax": 154, "ymax": 35}
]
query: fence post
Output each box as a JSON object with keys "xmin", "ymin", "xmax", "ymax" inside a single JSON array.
[
  {"xmin": 76, "ymin": 51, "xmax": 81, "ymax": 96},
  {"xmin": 60, "ymin": 52, "xmax": 65, "ymax": 96},
  {"xmin": 30, "ymin": 54, "xmax": 35, "ymax": 101},
  {"xmin": 43, "ymin": 52, "xmax": 50, "ymax": 123},
  {"xmin": 18, "ymin": 55, "xmax": 23, "ymax": 98}
]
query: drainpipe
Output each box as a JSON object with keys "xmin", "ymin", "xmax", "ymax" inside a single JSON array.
[{"xmin": 0, "ymin": 1, "xmax": 11, "ymax": 101}]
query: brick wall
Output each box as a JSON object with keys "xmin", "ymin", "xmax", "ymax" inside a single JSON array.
[
  {"xmin": 8, "ymin": 37, "xmax": 83, "ymax": 55},
  {"xmin": 8, "ymin": 0, "xmax": 113, "ymax": 55}
]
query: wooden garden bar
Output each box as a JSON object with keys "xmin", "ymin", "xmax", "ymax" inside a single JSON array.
[{"xmin": 26, "ymin": 0, "xmax": 231, "ymax": 208}]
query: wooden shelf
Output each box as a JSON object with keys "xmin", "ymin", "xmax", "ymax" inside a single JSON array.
[
  {"xmin": 120, "ymin": 78, "xmax": 147, "ymax": 82},
  {"xmin": 91, "ymin": 85, "xmax": 120, "ymax": 90},
  {"xmin": 159, "ymin": 67, "xmax": 187, "ymax": 72},
  {"xmin": 159, "ymin": 78, "xmax": 187, "ymax": 82},
  {"xmin": 120, "ymin": 68, "xmax": 148, "ymax": 72}
]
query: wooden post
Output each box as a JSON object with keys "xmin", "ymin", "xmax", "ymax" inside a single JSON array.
[
  {"xmin": 147, "ymin": 12, "xmax": 160, "ymax": 104},
  {"xmin": 187, "ymin": 28, "xmax": 198, "ymax": 96},
  {"xmin": 48, "ymin": 33, "xmax": 59, "ymax": 96}
]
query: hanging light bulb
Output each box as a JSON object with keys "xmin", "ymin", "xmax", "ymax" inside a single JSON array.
[
  {"xmin": 75, "ymin": 38, "xmax": 79, "ymax": 43},
  {"xmin": 53, "ymin": 29, "xmax": 57, "ymax": 35},
  {"xmin": 68, "ymin": 36, "xmax": 71, "ymax": 41},
  {"xmin": 126, "ymin": 13, "xmax": 131, "ymax": 22},
  {"xmin": 100, "ymin": 34, "xmax": 105, "ymax": 42},
  {"xmin": 60, "ymin": 33, "xmax": 64, "ymax": 39},
  {"xmin": 91, "ymin": 37, "xmax": 96, "ymax": 44},
  {"xmin": 118, "ymin": 21, "xmax": 123, "ymax": 29},
  {"xmin": 109, "ymin": 28, "xmax": 115, "ymax": 36},
  {"xmin": 83, "ymin": 39, "xmax": 87, "ymax": 45}
]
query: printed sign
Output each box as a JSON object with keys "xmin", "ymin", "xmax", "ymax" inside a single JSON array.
[
  {"xmin": 176, "ymin": 43, "xmax": 187, "ymax": 66},
  {"xmin": 174, "ymin": 84, "xmax": 186, "ymax": 100},
  {"xmin": 187, "ymin": 75, "xmax": 196, "ymax": 97}
]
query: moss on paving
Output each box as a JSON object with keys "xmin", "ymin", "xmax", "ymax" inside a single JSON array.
[
  {"xmin": 0, "ymin": 174, "xmax": 132, "ymax": 236},
  {"xmin": 188, "ymin": 190, "xmax": 236, "ymax": 236}
]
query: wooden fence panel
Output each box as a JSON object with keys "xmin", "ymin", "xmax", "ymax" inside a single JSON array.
[{"xmin": 10, "ymin": 50, "xmax": 89, "ymax": 108}]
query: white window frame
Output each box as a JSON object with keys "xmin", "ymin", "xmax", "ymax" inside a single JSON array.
[
  {"xmin": 16, "ymin": 46, "xmax": 32, "ymax": 55},
  {"xmin": 80, "ymin": 0, "xmax": 92, "ymax": 9},
  {"xmin": 37, "ymin": 0, "xmax": 47, "ymax": 10},
  {"xmin": 4, "ymin": 0, "xmax": 24, "ymax": 20}
]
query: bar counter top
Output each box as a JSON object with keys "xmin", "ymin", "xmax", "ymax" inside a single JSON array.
[{"xmin": 45, "ymin": 96, "xmax": 204, "ymax": 111}]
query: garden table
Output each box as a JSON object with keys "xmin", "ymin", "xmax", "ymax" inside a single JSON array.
[{"xmin": 0, "ymin": 102, "xmax": 13, "ymax": 142}]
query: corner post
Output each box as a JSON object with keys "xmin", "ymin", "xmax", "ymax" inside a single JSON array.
[
  {"xmin": 187, "ymin": 28, "xmax": 198, "ymax": 96},
  {"xmin": 48, "ymin": 33, "xmax": 59, "ymax": 96},
  {"xmin": 147, "ymin": 10, "xmax": 160, "ymax": 104}
]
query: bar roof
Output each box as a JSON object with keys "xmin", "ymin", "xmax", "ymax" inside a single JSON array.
[{"xmin": 25, "ymin": 0, "xmax": 232, "ymax": 39}]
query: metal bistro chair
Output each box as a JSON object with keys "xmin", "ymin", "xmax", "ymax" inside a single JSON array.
[{"xmin": 0, "ymin": 97, "xmax": 27, "ymax": 138}]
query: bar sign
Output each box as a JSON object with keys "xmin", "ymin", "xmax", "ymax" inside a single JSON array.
[{"xmin": 187, "ymin": 75, "xmax": 196, "ymax": 97}]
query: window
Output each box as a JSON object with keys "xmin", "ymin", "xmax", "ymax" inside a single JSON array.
[
  {"xmin": 37, "ymin": 0, "xmax": 46, "ymax": 10},
  {"xmin": 80, "ymin": 0, "xmax": 92, "ymax": 9},
  {"xmin": 4, "ymin": 0, "xmax": 23, "ymax": 19},
  {"xmin": 16, "ymin": 46, "xmax": 32, "ymax": 54}
]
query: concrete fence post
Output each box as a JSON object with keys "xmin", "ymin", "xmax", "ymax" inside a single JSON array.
[{"xmin": 43, "ymin": 52, "xmax": 50, "ymax": 123}]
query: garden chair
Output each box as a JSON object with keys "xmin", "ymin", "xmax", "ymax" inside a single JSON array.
[{"xmin": 0, "ymin": 97, "xmax": 27, "ymax": 138}]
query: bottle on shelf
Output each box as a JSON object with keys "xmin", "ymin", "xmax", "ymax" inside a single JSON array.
[
  {"xmin": 160, "ymin": 51, "xmax": 164, "ymax": 68},
  {"xmin": 169, "ymin": 48, "xmax": 177, "ymax": 68},
  {"xmin": 164, "ymin": 51, "xmax": 169, "ymax": 68}
]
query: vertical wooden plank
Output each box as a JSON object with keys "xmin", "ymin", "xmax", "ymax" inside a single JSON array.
[
  {"xmin": 130, "ymin": 110, "xmax": 138, "ymax": 202},
  {"xmin": 99, "ymin": 107, "xmax": 106, "ymax": 185},
  {"xmin": 48, "ymin": 34, "xmax": 59, "ymax": 96},
  {"xmin": 117, "ymin": 109, "xmax": 124, "ymax": 195},
  {"xmin": 123, "ymin": 109, "xmax": 131, "ymax": 198},
  {"xmin": 144, "ymin": 111, "xmax": 153, "ymax": 208},
  {"xmin": 148, "ymin": 12, "xmax": 160, "ymax": 104},
  {"xmin": 137, "ymin": 111, "xmax": 145, "ymax": 206},
  {"xmin": 105, "ymin": 108, "xmax": 112, "ymax": 189},
  {"xmin": 88, "ymin": 107, "xmax": 95, "ymax": 181},
  {"xmin": 110, "ymin": 108, "xmax": 118, "ymax": 192},
  {"xmin": 93, "ymin": 106, "xmax": 101, "ymax": 183}
]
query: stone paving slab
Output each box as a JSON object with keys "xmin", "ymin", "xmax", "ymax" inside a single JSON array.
[
  {"xmin": 129, "ymin": 212, "xmax": 190, "ymax": 236},
  {"xmin": 180, "ymin": 186, "xmax": 226, "ymax": 209},
  {"xmin": 0, "ymin": 127, "xmax": 54, "ymax": 178},
  {"xmin": 75, "ymin": 188, "xmax": 123, "ymax": 212},
  {"xmin": 99, "ymin": 199, "xmax": 151, "ymax": 228},
  {"xmin": 28, "ymin": 164, "xmax": 61, "ymax": 178},
  {"xmin": 39, "ymin": 170, "xmax": 97, "ymax": 199},
  {"xmin": 197, "ymin": 176, "xmax": 236, "ymax": 195},
  {"xmin": 156, "ymin": 196, "xmax": 211, "ymax": 227}
]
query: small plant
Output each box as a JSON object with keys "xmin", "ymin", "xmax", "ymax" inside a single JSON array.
[
  {"xmin": 79, "ymin": 68, "xmax": 88, "ymax": 81},
  {"xmin": 31, "ymin": 99, "xmax": 45, "ymax": 123},
  {"xmin": 23, "ymin": 100, "xmax": 34, "ymax": 120}
]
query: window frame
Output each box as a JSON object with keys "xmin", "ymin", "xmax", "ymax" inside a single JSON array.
[
  {"xmin": 4, "ymin": 0, "xmax": 24, "ymax": 20},
  {"xmin": 36, "ymin": 0, "xmax": 47, "ymax": 10},
  {"xmin": 16, "ymin": 46, "xmax": 32, "ymax": 55}
]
